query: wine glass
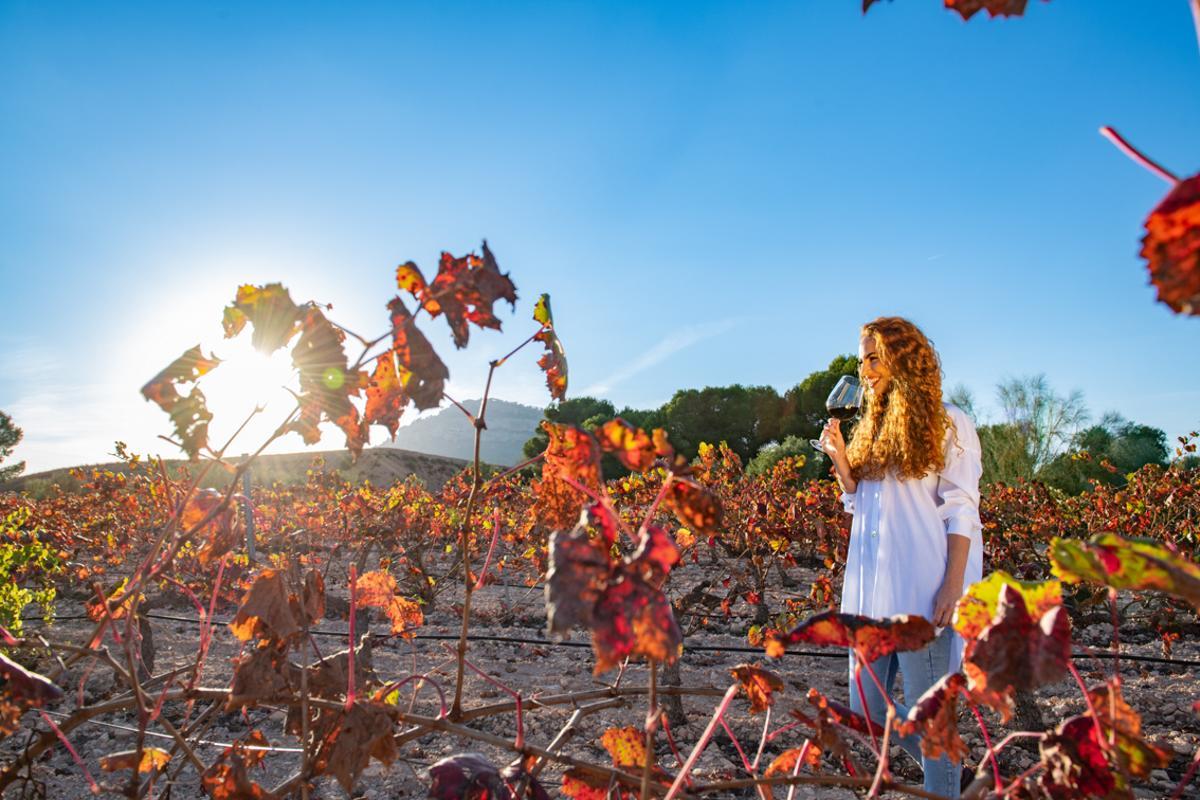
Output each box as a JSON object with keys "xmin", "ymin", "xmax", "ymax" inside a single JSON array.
[{"xmin": 809, "ymin": 375, "xmax": 865, "ymax": 454}]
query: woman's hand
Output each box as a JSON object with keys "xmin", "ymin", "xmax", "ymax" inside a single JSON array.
[
  {"xmin": 819, "ymin": 418, "xmax": 847, "ymax": 460},
  {"xmin": 932, "ymin": 575, "xmax": 964, "ymax": 628}
]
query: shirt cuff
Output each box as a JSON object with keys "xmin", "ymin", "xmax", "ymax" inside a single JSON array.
[{"xmin": 840, "ymin": 492, "xmax": 855, "ymax": 514}]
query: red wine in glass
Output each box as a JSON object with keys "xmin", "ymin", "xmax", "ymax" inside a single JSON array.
[{"xmin": 810, "ymin": 375, "xmax": 864, "ymax": 454}]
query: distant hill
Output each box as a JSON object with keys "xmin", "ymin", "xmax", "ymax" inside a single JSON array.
[
  {"xmin": 2, "ymin": 447, "xmax": 469, "ymax": 496},
  {"xmin": 376, "ymin": 398, "xmax": 544, "ymax": 467}
]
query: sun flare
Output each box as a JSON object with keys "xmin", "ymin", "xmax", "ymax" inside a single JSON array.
[{"xmin": 200, "ymin": 339, "xmax": 301, "ymax": 452}]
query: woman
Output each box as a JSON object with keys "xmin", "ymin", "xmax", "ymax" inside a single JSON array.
[{"xmin": 818, "ymin": 316, "xmax": 983, "ymax": 798}]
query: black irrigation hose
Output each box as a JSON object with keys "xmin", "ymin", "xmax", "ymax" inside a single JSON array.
[{"xmin": 23, "ymin": 612, "xmax": 1200, "ymax": 667}]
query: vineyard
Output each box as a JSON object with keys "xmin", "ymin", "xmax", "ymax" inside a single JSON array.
[{"xmin": 0, "ymin": 230, "xmax": 1198, "ymax": 800}]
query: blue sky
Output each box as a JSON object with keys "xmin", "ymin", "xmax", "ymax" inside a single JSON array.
[{"xmin": 2, "ymin": 0, "xmax": 1198, "ymax": 474}]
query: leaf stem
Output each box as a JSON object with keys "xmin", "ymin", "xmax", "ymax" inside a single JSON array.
[{"xmin": 1098, "ymin": 126, "xmax": 1179, "ymax": 185}]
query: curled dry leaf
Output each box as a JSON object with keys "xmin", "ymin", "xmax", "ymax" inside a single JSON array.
[
  {"xmin": 895, "ymin": 672, "xmax": 969, "ymax": 764},
  {"xmin": 385, "ymin": 296, "xmax": 448, "ymax": 411},
  {"xmin": 140, "ymin": 345, "xmax": 220, "ymax": 459},
  {"xmin": 533, "ymin": 293, "xmax": 568, "ymax": 401},
  {"xmin": 767, "ymin": 610, "xmax": 936, "ymax": 664},
  {"xmin": 395, "ymin": 241, "xmax": 517, "ymax": 349},
  {"xmin": 311, "ymin": 701, "xmax": 398, "ymax": 793},
  {"xmin": 287, "ymin": 307, "xmax": 369, "ymax": 459},
  {"xmin": 201, "ymin": 730, "xmax": 276, "ymax": 800},
  {"xmin": 730, "ymin": 663, "xmax": 785, "ymax": 713},
  {"xmin": 1050, "ymin": 532, "xmax": 1200, "ymax": 611},
  {"xmin": 229, "ymin": 569, "xmax": 300, "ymax": 643},
  {"xmin": 1141, "ymin": 173, "xmax": 1200, "ymax": 315}
]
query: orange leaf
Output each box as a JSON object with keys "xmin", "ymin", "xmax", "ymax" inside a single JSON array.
[
  {"xmin": 229, "ymin": 569, "xmax": 300, "ymax": 643},
  {"xmin": 600, "ymin": 726, "xmax": 647, "ymax": 768},
  {"xmin": 354, "ymin": 570, "xmax": 424, "ymax": 636},
  {"xmin": 765, "ymin": 743, "xmax": 821, "ymax": 776},
  {"xmin": 1142, "ymin": 174, "xmax": 1200, "ymax": 315},
  {"xmin": 770, "ymin": 610, "xmax": 936, "ymax": 664},
  {"xmin": 731, "ymin": 664, "xmax": 785, "ymax": 713},
  {"xmin": 596, "ymin": 419, "xmax": 656, "ymax": 473},
  {"xmin": 100, "ymin": 747, "xmax": 172, "ymax": 774}
]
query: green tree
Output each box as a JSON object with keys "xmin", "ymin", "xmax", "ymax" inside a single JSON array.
[
  {"xmin": 996, "ymin": 374, "xmax": 1089, "ymax": 473},
  {"xmin": 746, "ymin": 435, "xmax": 809, "ymax": 477},
  {"xmin": 660, "ymin": 384, "xmax": 782, "ymax": 463},
  {"xmin": 1037, "ymin": 413, "xmax": 1169, "ymax": 494},
  {"xmin": 979, "ymin": 422, "xmax": 1038, "ymax": 485},
  {"xmin": 779, "ymin": 355, "xmax": 860, "ymax": 442},
  {"xmin": 0, "ymin": 411, "xmax": 24, "ymax": 482}
]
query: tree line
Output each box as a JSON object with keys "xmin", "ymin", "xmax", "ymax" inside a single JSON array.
[{"xmin": 522, "ymin": 356, "xmax": 1192, "ymax": 495}]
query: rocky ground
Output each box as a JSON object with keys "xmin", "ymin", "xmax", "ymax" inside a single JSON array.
[{"xmin": 5, "ymin": 557, "xmax": 1200, "ymax": 799}]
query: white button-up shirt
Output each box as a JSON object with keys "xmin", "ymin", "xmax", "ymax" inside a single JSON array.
[{"xmin": 839, "ymin": 403, "xmax": 984, "ymax": 669}]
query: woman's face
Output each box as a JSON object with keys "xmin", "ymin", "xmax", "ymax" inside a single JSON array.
[{"xmin": 859, "ymin": 333, "xmax": 891, "ymax": 397}]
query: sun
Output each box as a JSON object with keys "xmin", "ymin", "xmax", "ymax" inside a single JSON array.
[{"xmin": 200, "ymin": 338, "xmax": 301, "ymax": 452}]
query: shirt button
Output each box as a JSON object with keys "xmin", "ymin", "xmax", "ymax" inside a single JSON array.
[{"xmin": 870, "ymin": 529, "xmax": 877, "ymax": 537}]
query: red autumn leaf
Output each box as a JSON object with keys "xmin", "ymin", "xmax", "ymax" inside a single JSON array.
[
  {"xmin": 628, "ymin": 524, "xmax": 679, "ymax": 587},
  {"xmin": 1086, "ymin": 680, "xmax": 1173, "ymax": 780},
  {"xmin": 0, "ymin": 652, "xmax": 62, "ymax": 733},
  {"xmin": 895, "ymin": 672, "xmax": 969, "ymax": 764},
  {"xmin": 1050, "ymin": 532, "xmax": 1200, "ymax": 611},
  {"xmin": 962, "ymin": 584, "xmax": 1071, "ymax": 721},
  {"xmin": 221, "ymin": 283, "xmax": 302, "ymax": 354},
  {"xmin": 583, "ymin": 502, "xmax": 620, "ymax": 548},
  {"xmin": 100, "ymin": 747, "xmax": 172, "ymax": 774},
  {"xmin": 183, "ymin": 488, "xmax": 243, "ymax": 567},
  {"xmin": 664, "ymin": 478, "xmax": 720, "ymax": 537},
  {"xmin": 1037, "ymin": 714, "xmax": 1116, "ymax": 799},
  {"xmin": 769, "ymin": 610, "xmax": 936, "ymax": 664},
  {"xmin": 141, "ymin": 345, "xmax": 220, "ymax": 459},
  {"xmin": 386, "ymin": 296, "xmax": 448, "ymax": 411},
  {"xmin": 591, "ymin": 574, "xmax": 682, "ymax": 674},
  {"xmin": 543, "ymin": 422, "xmax": 603, "ymax": 486},
  {"xmin": 730, "ymin": 664, "xmax": 785, "ymax": 714},
  {"xmin": 429, "ymin": 752, "xmax": 548, "ymax": 800},
  {"xmin": 363, "ymin": 348, "xmax": 407, "ymax": 438},
  {"xmin": 600, "ymin": 726, "xmax": 647, "ymax": 768},
  {"xmin": 1141, "ymin": 173, "xmax": 1200, "ymax": 315},
  {"xmin": 533, "ymin": 422, "xmax": 604, "ymax": 529},
  {"xmin": 311, "ymin": 701, "xmax": 398, "ymax": 793},
  {"xmin": 764, "ymin": 743, "xmax": 822, "ymax": 776},
  {"xmin": 596, "ymin": 419, "xmax": 656, "ymax": 473},
  {"xmin": 285, "ymin": 307, "xmax": 369, "ymax": 458},
  {"xmin": 561, "ymin": 769, "xmax": 617, "ymax": 800},
  {"xmin": 545, "ymin": 526, "xmax": 611, "ymax": 638},
  {"xmin": 201, "ymin": 731, "xmax": 277, "ymax": 800},
  {"xmin": 533, "ymin": 293, "xmax": 568, "ymax": 401},
  {"xmin": 354, "ymin": 570, "xmax": 424, "ymax": 636},
  {"xmin": 864, "ymin": 0, "xmax": 1048, "ymax": 20},
  {"xmin": 395, "ymin": 241, "xmax": 517, "ymax": 349},
  {"xmin": 229, "ymin": 569, "xmax": 300, "ymax": 643}
]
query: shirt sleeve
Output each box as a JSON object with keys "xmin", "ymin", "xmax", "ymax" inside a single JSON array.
[
  {"xmin": 840, "ymin": 491, "xmax": 855, "ymax": 514},
  {"xmin": 937, "ymin": 406, "xmax": 982, "ymax": 538}
]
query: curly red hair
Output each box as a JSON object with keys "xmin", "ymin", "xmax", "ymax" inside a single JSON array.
[{"xmin": 847, "ymin": 317, "xmax": 952, "ymax": 481}]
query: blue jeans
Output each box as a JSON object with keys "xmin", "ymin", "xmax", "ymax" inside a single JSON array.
[{"xmin": 847, "ymin": 627, "xmax": 961, "ymax": 798}]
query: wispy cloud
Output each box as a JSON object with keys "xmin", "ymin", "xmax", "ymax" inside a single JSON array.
[{"xmin": 579, "ymin": 318, "xmax": 740, "ymax": 397}]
